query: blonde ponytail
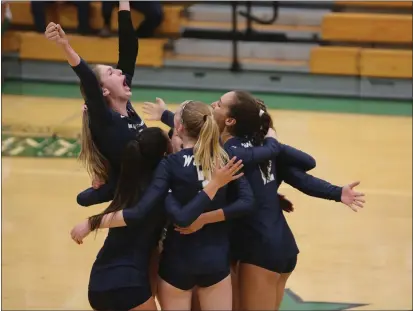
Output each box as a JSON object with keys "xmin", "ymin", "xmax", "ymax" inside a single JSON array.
[
  {"xmin": 194, "ymin": 114, "xmax": 228, "ymax": 180},
  {"xmin": 180, "ymin": 101, "xmax": 229, "ymax": 180}
]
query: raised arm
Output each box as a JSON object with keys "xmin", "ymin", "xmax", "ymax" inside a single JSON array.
[
  {"xmin": 44, "ymin": 22, "xmax": 111, "ymax": 122},
  {"xmin": 116, "ymin": 1, "xmax": 138, "ymax": 86},
  {"xmin": 161, "ymin": 110, "xmax": 175, "ymax": 128}
]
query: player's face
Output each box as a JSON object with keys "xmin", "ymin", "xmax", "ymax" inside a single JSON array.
[
  {"xmin": 170, "ymin": 128, "xmax": 183, "ymax": 153},
  {"xmin": 96, "ymin": 65, "xmax": 131, "ymax": 100},
  {"xmin": 211, "ymin": 91, "xmax": 236, "ymax": 133}
]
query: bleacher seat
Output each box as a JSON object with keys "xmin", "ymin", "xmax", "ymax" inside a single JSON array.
[
  {"xmin": 310, "ymin": 46, "xmax": 412, "ymax": 78},
  {"xmin": 360, "ymin": 49, "xmax": 412, "ymax": 78},
  {"xmin": 310, "ymin": 46, "xmax": 360, "ymax": 76},
  {"xmin": 18, "ymin": 31, "xmax": 166, "ymax": 67},
  {"xmin": 2, "ymin": 31, "xmax": 20, "ymax": 53},
  {"xmin": 322, "ymin": 13, "xmax": 412, "ymax": 43},
  {"xmin": 181, "ymin": 19, "xmax": 320, "ymax": 35}
]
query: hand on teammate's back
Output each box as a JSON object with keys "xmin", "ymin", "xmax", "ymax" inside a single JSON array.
[
  {"xmin": 279, "ymin": 194, "xmax": 294, "ymax": 213},
  {"xmin": 142, "ymin": 97, "xmax": 166, "ymax": 121},
  {"xmin": 44, "ymin": 22, "xmax": 68, "ymax": 45},
  {"xmin": 341, "ymin": 181, "xmax": 365, "ymax": 212},
  {"xmin": 211, "ymin": 156, "xmax": 244, "ymax": 189}
]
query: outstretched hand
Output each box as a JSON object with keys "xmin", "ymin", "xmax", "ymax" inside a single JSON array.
[
  {"xmin": 143, "ymin": 98, "xmax": 166, "ymax": 121},
  {"xmin": 341, "ymin": 181, "xmax": 365, "ymax": 212}
]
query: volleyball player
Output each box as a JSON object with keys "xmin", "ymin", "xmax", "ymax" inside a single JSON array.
[
  {"xmin": 86, "ymin": 127, "xmax": 169, "ymax": 311},
  {"xmin": 44, "ymin": 1, "xmax": 145, "ymax": 207},
  {"xmin": 71, "ymin": 100, "xmax": 257, "ymax": 310},
  {"xmin": 210, "ymin": 91, "xmax": 364, "ymax": 310}
]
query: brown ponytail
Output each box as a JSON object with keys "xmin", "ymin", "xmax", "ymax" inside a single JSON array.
[
  {"xmin": 88, "ymin": 127, "xmax": 169, "ymax": 231},
  {"xmin": 228, "ymin": 91, "xmax": 275, "ymax": 180}
]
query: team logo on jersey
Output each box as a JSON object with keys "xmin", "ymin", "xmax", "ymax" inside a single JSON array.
[
  {"xmin": 241, "ymin": 141, "xmax": 253, "ymax": 148},
  {"xmin": 280, "ymin": 289, "xmax": 366, "ymax": 310},
  {"xmin": 183, "ymin": 155, "xmax": 194, "ymax": 167}
]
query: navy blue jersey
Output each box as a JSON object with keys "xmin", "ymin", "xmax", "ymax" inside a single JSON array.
[
  {"xmin": 122, "ymin": 148, "xmax": 254, "ymax": 274},
  {"xmin": 225, "ymin": 137, "xmax": 343, "ymax": 261},
  {"xmin": 89, "ymin": 200, "xmax": 166, "ymax": 291},
  {"xmin": 225, "ymin": 137, "xmax": 299, "ymax": 259},
  {"xmin": 74, "ymin": 11, "xmax": 146, "ymax": 206}
]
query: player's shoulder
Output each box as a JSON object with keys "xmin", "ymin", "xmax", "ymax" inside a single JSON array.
[{"xmin": 166, "ymin": 148, "xmax": 194, "ymax": 165}]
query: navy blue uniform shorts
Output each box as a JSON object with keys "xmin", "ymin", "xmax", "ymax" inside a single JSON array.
[
  {"xmin": 88, "ymin": 286, "xmax": 152, "ymax": 311},
  {"xmin": 158, "ymin": 263, "xmax": 230, "ymax": 291},
  {"xmin": 231, "ymin": 238, "xmax": 298, "ymax": 274},
  {"xmin": 236, "ymin": 249, "xmax": 298, "ymax": 274}
]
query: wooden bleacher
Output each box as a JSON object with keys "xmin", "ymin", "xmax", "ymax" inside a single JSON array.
[
  {"xmin": 360, "ymin": 49, "xmax": 412, "ymax": 79},
  {"xmin": 310, "ymin": 46, "xmax": 412, "ymax": 79},
  {"xmin": 2, "ymin": 31, "xmax": 166, "ymax": 67},
  {"xmin": 335, "ymin": 1, "xmax": 412, "ymax": 8},
  {"xmin": 322, "ymin": 13, "xmax": 412, "ymax": 43},
  {"xmin": 310, "ymin": 47, "xmax": 360, "ymax": 76},
  {"xmin": 181, "ymin": 19, "xmax": 320, "ymax": 34},
  {"xmin": 3, "ymin": 1, "xmax": 412, "ymax": 81},
  {"xmin": 7, "ymin": 1, "xmax": 183, "ymax": 35},
  {"xmin": 2, "ymin": 1, "xmax": 184, "ymax": 68},
  {"xmin": 310, "ymin": 1, "xmax": 412, "ymax": 79}
]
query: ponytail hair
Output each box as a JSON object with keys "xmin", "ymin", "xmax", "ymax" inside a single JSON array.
[
  {"xmin": 251, "ymin": 98, "xmax": 275, "ymax": 180},
  {"xmin": 88, "ymin": 127, "xmax": 169, "ymax": 231},
  {"xmin": 228, "ymin": 91, "xmax": 275, "ymax": 179},
  {"xmin": 180, "ymin": 100, "xmax": 229, "ymax": 180}
]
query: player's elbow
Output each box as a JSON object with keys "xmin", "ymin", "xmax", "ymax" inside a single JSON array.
[
  {"xmin": 171, "ymin": 214, "xmax": 195, "ymax": 228},
  {"xmin": 76, "ymin": 192, "xmax": 92, "ymax": 207},
  {"xmin": 306, "ymin": 155, "xmax": 316, "ymax": 171}
]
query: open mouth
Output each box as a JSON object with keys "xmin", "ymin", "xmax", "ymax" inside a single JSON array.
[{"xmin": 123, "ymin": 76, "xmax": 130, "ymax": 91}]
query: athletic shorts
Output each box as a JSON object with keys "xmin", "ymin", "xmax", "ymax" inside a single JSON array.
[
  {"xmin": 240, "ymin": 253, "xmax": 297, "ymax": 274},
  {"xmin": 88, "ymin": 286, "xmax": 152, "ymax": 311},
  {"xmin": 158, "ymin": 263, "xmax": 230, "ymax": 291}
]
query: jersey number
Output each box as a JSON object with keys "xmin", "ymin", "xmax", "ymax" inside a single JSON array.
[
  {"xmin": 260, "ymin": 160, "xmax": 275, "ymax": 185},
  {"xmin": 196, "ymin": 164, "xmax": 210, "ymax": 188}
]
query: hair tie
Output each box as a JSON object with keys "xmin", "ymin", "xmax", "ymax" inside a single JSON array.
[
  {"xmin": 259, "ymin": 109, "xmax": 265, "ymax": 117},
  {"xmin": 203, "ymin": 115, "xmax": 208, "ymax": 122}
]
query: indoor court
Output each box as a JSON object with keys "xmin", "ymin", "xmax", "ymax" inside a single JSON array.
[{"xmin": 2, "ymin": 94, "xmax": 412, "ymax": 310}]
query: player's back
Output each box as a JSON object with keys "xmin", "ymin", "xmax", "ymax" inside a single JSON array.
[
  {"xmin": 161, "ymin": 148, "xmax": 230, "ymax": 274},
  {"xmin": 225, "ymin": 137, "xmax": 298, "ymax": 260},
  {"xmin": 89, "ymin": 190, "xmax": 166, "ymax": 291}
]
